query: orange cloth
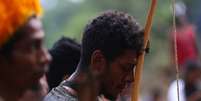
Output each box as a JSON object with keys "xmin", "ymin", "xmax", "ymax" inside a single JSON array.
[{"xmin": 0, "ymin": 0, "xmax": 42, "ymax": 47}]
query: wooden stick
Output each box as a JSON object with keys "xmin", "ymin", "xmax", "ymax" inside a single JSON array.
[
  {"xmin": 131, "ymin": 0, "xmax": 157, "ymax": 101},
  {"xmin": 171, "ymin": 0, "xmax": 180, "ymax": 100}
]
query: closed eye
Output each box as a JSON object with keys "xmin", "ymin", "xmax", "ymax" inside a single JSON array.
[{"xmin": 120, "ymin": 63, "xmax": 136, "ymax": 72}]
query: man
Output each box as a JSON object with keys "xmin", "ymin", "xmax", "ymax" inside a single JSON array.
[
  {"xmin": 45, "ymin": 10, "xmax": 144, "ymax": 101},
  {"xmin": 169, "ymin": 1, "xmax": 199, "ymax": 68},
  {"xmin": 47, "ymin": 37, "xmax": 80, "ymax": 90},
  {"xmin": 167, "ymin": 60, "xmax": 201, "ymax": 101},
  {"xmin": 0, "ymin": 0, "xmax": 51, "ymax": 101}
]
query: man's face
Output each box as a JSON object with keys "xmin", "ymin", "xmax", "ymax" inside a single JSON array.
[
  {"xmin": 0, "ymin": 17, "xmax": 51, "ymax": 90},
  {"xmin": 101, "ymin": 50, "xmax": 138, "ymax": 100}
]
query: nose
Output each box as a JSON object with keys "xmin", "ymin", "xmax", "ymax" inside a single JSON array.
[
  {"xmin": 124, "ymin": 70, "xmax": 134, "ymax": 83},
  {"xmin": 39, "ymin": 47, "xmax": 52, "ymax": 66}
]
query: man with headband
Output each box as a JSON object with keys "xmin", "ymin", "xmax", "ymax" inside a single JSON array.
[{"xmin": 0, "ymin": 0, "xmax": 51, "ymax": 100}]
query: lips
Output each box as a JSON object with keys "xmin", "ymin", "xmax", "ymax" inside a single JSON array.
[
  {"xmin": 32, "ymin": 67, "xmax": 47, "ymax": 79},
  {"xmin": 33, "ymin": 65, "xmax": 48, "ymax": 78},
  {"xmin": 32, "ymin": 72, "xmax": 44, "ymax": 80}
]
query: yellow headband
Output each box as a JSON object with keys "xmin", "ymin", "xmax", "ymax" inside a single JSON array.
[{"xmin": 0, "ymin": 0, "xmax": 42, "ymax": 47}]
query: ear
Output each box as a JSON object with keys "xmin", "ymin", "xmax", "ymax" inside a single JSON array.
[{"xmin": 90, "ymin": 50, "xmax": 106, "ymax": 77}]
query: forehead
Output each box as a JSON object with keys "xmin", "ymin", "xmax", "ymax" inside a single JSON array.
[
  {"xmin": 17, "ymin": 18, "xmax": 44, "ymax": 43},
  {"xmin": 25, "ymin": 18, "xmax": 44, "ymax": 39},
  {"xmin": 115, "ymin": 50, "xmax": 138, "ymax": 63}
]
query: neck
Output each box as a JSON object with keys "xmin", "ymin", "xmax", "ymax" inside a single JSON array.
[{"xmin": 66, "ymin": 62, "xmax": 100, "ymax": 101}]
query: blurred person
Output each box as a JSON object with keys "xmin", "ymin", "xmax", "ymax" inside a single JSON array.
[
  {"xmin": 167, "ymin": 60, "xmax": 201, "ymax": 101},
  {"xmin": 150, "ymin": 88, "xmax": 162, "ymax": 101},
  {"xmin": 47, "ymin": 36, "xmax": 80, "ymax": 90},
  {"xmin": 169, "ymin": 0, "xmax": 199, "ymax": 68},
  {"xmin": 183, "ymin": 60, "xmax": 201, "ymax": 101},
  {"xmin": 44, "ymin": 10, "xmax": 144, "ymax": 101},
  {"xmin": 147, "ymin": 88, "xmax": 162, "ymax": 101},
  {"xmin": 0, "ymin": 0, "xmax": 51, "ymax": 101}
]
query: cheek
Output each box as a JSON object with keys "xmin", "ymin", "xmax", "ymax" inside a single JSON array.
[
  {"xmin": 11, "ymin": 53, "xmax": 38, "ymax": 80},
  {"xmin": 108, "ymin": 65, "xmax": 125, "ymax": 87},
  {"xmin": 13, "ymin": 52, "xmax": 38, "ymax": 70}
]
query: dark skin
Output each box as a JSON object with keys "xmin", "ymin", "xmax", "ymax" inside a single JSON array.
[
  {"xmin": 66, "ymin": 50, "xmax": 138, "ymax": 101},
  {"xmin": 19, "ymin": 75, "xmax": 49, "ymax": 101},
  {"xmin": 100, "ymin": 50, "xmax": 137, "ymax": 100},
  {"xmin": 0, "ymin": 17, "xmax": 51, "ymax": 101}
]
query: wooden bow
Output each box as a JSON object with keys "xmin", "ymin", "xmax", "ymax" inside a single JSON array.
[{"xmin": 131, "ymin": 0, "xmax": 157, "ymax": 101}]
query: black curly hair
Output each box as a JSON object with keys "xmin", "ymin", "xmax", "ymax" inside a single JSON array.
[
  {"xmin": 47, "ymin": 37, "xmax": 80, "ymax": 90},
  {"xmin": 81, "ymin": 10, "xmax": 144, "ymax": 68}
]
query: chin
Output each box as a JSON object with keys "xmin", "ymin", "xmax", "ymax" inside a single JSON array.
[
  {"xmin": 28, "ymin": 75, "xmax": 43, "ymax": 89},
  {"xmin": 104, "ymin": 93, "xmax": 118, "ymax": 101}
]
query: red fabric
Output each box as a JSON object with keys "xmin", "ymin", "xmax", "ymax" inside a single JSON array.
[{"xmin": 171, "ymin": 25, "xmax": 198, "ymax": 65}]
